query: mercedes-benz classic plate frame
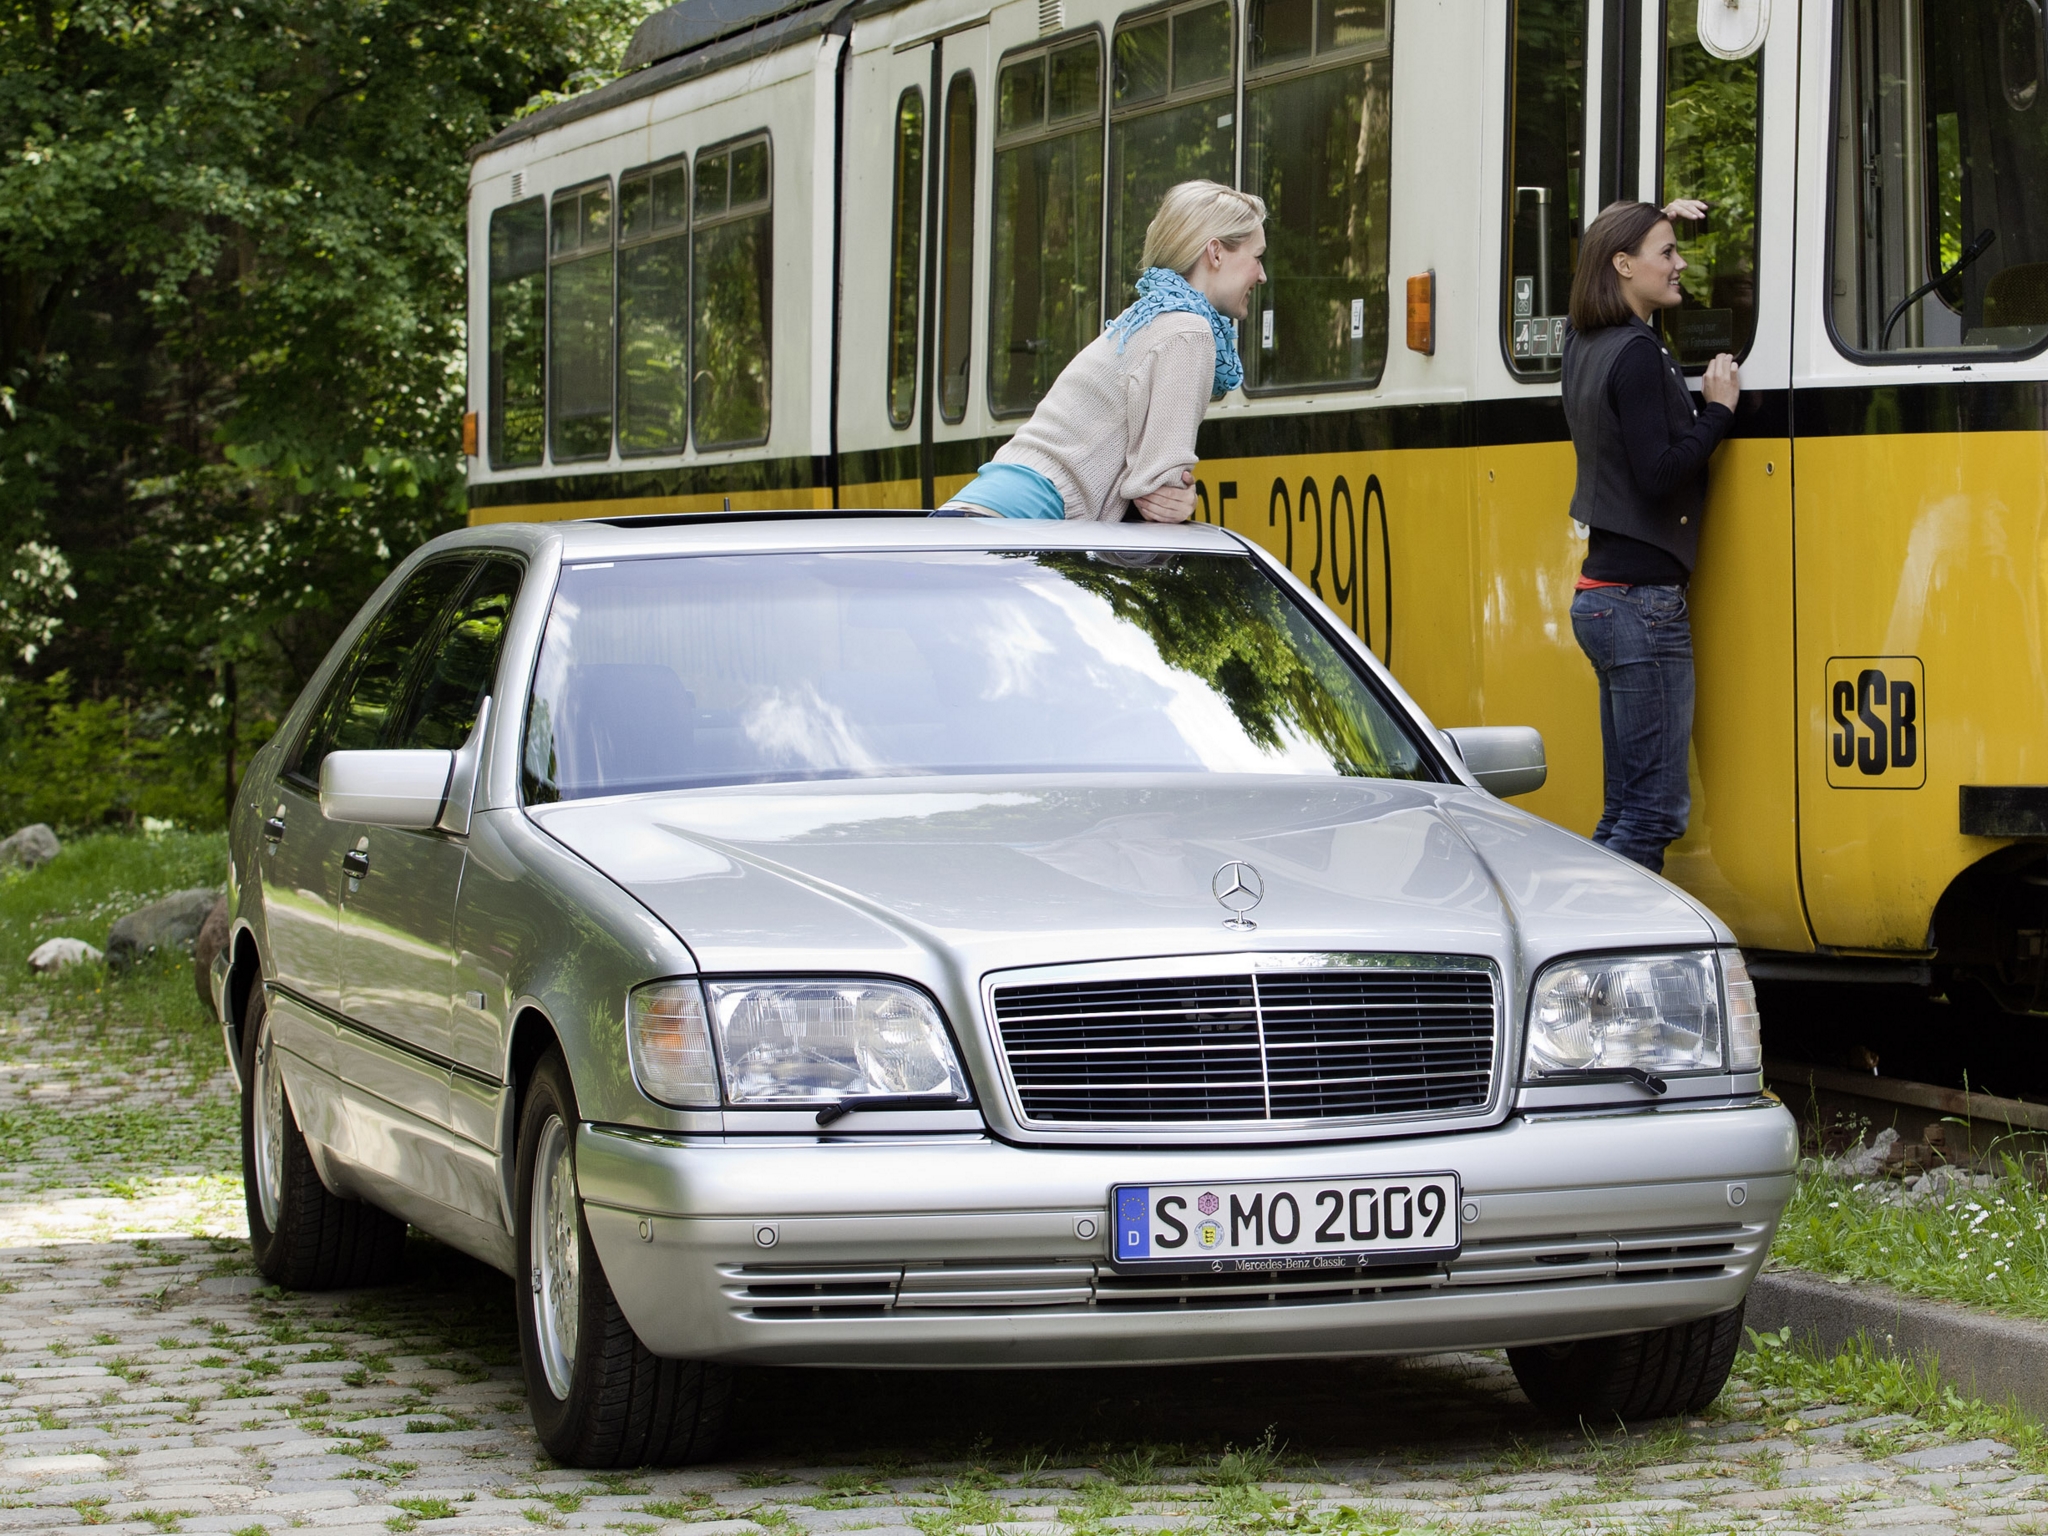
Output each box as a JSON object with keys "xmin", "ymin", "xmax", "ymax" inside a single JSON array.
[
  {"xmin": 979, "ymin": 951, "xmax": 1508, "ymax": 1144},
  {"xmin": 1110, "ymin": 1172, "xmax": 1463, "ymax": 1273}
]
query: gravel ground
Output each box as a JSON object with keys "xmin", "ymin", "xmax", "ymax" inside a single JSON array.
[{"xmin": 2, "ymin": 1000, "xmax": 2046, "ymax": 1535}]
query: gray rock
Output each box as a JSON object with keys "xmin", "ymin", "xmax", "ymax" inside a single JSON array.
[
  {"xmin": 106, "ymin": 887, "xmax": 222, "ymax": 972},
  {"xmin": 1824, "ymin": 1127, "xmax": 1900, "ymax": 1178},
  {"xmin": 192, "ymin": 894, "xmax": 228, "ymax": 1012},
  {"xmin": 27, "ymin": 937, "xmax": 100, "ymax": 972},
  {"xmin": 1906, "ymin": 1165, "xmax": 2002, "ymax": 1203},
  {"xmin": 0, "ymin": 823, "xmax": 59, "ymax": 870}
]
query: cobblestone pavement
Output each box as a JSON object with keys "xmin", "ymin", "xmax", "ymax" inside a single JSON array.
[{"xmin": 2, "ymin": 1007, "xmax": 2046, "ymax": 1535}]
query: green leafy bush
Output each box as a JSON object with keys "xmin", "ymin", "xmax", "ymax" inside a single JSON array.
[{"xmin": 0, "ymin": 673, "xmax": 232, "ymax": 832}]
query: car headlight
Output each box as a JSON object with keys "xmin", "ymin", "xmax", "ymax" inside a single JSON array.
[
  {"xmin": 629, "ymin": 978, "xmax": 972, "ymax": 1108},
  {"xmin": 1525, "ymin": 950, "xmax": 1759, "ymax": 1079},
  {"xmin": 627, "ymin": 981, "xmax": 721, "ymax": 1108}
]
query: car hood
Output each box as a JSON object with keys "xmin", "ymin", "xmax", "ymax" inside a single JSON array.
[{"xmin": 527, "ymin": 776, "xmax": 1718, "ymax": 979}]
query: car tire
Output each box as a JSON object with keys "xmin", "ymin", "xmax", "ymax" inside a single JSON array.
[
  {"xmin": 1507, "ymin": 1301, "xmax": 1746, "ymax": 1424},
  {"xmin": 240, "ymin": 984, "xmax": 409, "ymax": 1290},
  {"xmin": 515, "ymin": 1047, "xmax": 731, "ymax": 1467}
]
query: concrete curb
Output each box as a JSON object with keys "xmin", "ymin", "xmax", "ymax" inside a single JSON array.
[{"xmin": 1746, "ymin": 1268, "xmax": 2048, "ymax": 1420}]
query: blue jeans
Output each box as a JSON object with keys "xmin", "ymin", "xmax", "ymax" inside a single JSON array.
[{"xmin": 1569, "ymin": 584, "xmax": 1694, "ymax": 874}]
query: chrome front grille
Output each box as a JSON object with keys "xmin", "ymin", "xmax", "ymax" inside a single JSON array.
[
  {"xmin": 722, "ymin": 1225, "xmax": 1757, "ymax": 1319},
  {"xmin": 987, "ymin": 962, "xmax": 1499, "ymax": 1125}
]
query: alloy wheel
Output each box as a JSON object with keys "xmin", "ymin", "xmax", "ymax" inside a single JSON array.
[
  {"xmin": 530, "ymin": 1114, "xmax": 581, "ymax": 1399},
  {"xmin": 253, "ymin": 1014, "xmax": 286, "ymax": 1233}
]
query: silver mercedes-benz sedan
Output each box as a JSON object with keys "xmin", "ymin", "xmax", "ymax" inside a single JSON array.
[{"xmin": 214, "ymin": 513, "xmax": 1795, "ymax": 1466}]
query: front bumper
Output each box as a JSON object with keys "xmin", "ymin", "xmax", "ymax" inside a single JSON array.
[{"xmin": 577, "ymin": 1099, "xmax": 1796, "ymax": 1367}]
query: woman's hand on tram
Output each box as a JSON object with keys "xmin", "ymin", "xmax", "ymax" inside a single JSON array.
[
  {"xmin": 1662, "ymin": 198, "xmax": 1709, "ymax": 223},
  {"xmin": 1135, "ymin": 469, "xmax": 1198, "ymax": 522},
  {"xmin": 1701, "ymin": 352, "xmax": 1740, "ymax": 411}
]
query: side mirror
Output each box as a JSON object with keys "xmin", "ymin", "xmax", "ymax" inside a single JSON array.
[
  {"xmin": 1443, "ymin": 726, "xmax": 1548, "ymax": 799},
  {"xmin": 320, "ymin": 750, "xmax": 455, "ymax": 829}
]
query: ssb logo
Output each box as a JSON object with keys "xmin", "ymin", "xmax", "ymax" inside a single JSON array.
[{"xmin": 1825, "ymin": 656, "xmax": 1925, "ymax": 789}]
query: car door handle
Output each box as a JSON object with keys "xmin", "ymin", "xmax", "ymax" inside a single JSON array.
[
  {"xmin": 341, "ymin": 848, "xmax": 370, "ymax": 880},
  {"xmin": 264, "ymin": 815, "xmax": 286, "ymax": 844}
]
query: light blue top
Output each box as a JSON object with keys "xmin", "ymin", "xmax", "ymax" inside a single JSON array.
[{"xmin": 941, "ymin": 461, "xmax": 1067, "ymax": 520}]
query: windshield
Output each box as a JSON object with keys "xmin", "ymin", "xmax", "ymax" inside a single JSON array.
[
  {"xmin": 1834, "ymin": 0, "xmax": 2048, "ymax": 354},
  {"xmin": 521, "ymin": 549, "xmax": 1433, "ymax": 800}
]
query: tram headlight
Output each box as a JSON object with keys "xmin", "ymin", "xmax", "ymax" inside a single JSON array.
[{"xmin": 1524, "ymin": 950, "xmax": 1757, "ymax": 1080}]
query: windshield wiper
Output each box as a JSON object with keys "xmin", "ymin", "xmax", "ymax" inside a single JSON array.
[
  {"xmin": 1882, "ymin": 227, "xmax": 1997, "ymax": 349},
  {"xmin": 815, "ymin": 1095, "xmax": 967, "ymax": 1126}
]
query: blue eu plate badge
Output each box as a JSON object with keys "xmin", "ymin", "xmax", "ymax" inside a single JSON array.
[{"xmin": 1116, "ymin": 1187, "xmax": 1152, "ymax": 1260}]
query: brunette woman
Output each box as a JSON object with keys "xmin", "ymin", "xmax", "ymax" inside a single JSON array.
[{"xmin": 1563, "ymin": 199, "xmax": 1740, "ymax": 874}]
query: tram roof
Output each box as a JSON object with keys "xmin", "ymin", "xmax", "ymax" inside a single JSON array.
[{"xmin": 474, "ymin": 0, "xmax": 894, "ymax": 158}]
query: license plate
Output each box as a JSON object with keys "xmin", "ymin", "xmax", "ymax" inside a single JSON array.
[{"xmin": 1109, "ymin": 1173, "xmax": 1461, "ymax": 1273}]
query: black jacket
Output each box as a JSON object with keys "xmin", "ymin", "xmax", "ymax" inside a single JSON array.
[{"xmin": 1562, "ymin": 317, "xmax": 1732, "ymax": 576}]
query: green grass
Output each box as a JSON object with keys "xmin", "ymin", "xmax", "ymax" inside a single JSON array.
[
  {"xmin": 0, "ymin": 829, "xmax": 222, "ymax": 949},
  {"xmin": 1771, "ymin": 1156, "xmax": 2048, "ymax": 1321},
  {"xmin": 1200, "ymin": 1429, "xmax": 1284, "ymax": 1487},
  {"xmin": 0, "ymin": 829, "xmax": 230, "ymax": 1097},
  {"xmin": 1096, "ymin": 1448, "xmax": 1158, "ymax": 1487},
  {"xmin": 393, "ymin": 1497, "xmax": 458, "ymax": 1519},
  {"xmin": 636, "ymin": 1497, "xmax": 714, "ymax": 1519},
  {"xmin": 0, "ymin": 1103, "xmax": 238, "ymax": 1194},
  {"xmin": 1739, "ymin": 1324, "xmax": 2048, "ymax": 1472}
]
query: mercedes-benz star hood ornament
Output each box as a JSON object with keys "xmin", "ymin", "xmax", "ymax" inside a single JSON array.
[{"xmin": 1211, "ymin": 861, "xmax": 1264, "ymax": 931}]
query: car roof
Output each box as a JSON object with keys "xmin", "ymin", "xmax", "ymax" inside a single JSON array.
[{"xmin": 439, "ymin": 511, "xmax": 1253, "ymax": 563}]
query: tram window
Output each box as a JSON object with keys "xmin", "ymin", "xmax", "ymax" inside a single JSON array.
[
  {"xmin": 1052, "ymin": 43, "xmax": 1101, "ymax": 116},
  {"xmin": 1502, "ymin": 0, "xmax": 1585, "ymax": 377},
  {"xmin": 693, "ymin": 136, "xmax": 772, "ymax": 448},
  {"xmin": 939, "ymin": 72, "xmax": 977, "ymax": 423},
  {"xmin": 1001, "ymin": 55, "xmax": 1047, "ymax": 133},
  {"xmin": 617, "ymin": 159, "xmax": 689, "ymax": 457},
  {"xmin": 1833, "ymin": 0, "xmax": 2048, "ymax": 357},
  {"xmin": 1243, "ymin": 0, "xmax": 1389, "ymax": 392},
  {"xmin": 990, "ymin": 36, "xmax": 1105, "ymax": 416},
  {"xmin": 1658, "ymin": 0, "xmax": 1762, "ymax": 365},
  {"xmin": 549, "ymin": 181, "xmax": 614, "ymax": 461},
  {"xmin": 1109, "ymin": 1, "xmax": 1237, "ymax": 306},
  {"xmin": 488, "ymin": 197, "xmax": 546, "ymax": 469},
  {"xmin": 888, "ymin": 89, "xmax": 925, "ymax": 429}
]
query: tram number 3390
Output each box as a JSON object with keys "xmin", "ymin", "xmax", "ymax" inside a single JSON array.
[{"xmin": 1826, "ymin": 656, "xmax": 1926, "ymax": 789}]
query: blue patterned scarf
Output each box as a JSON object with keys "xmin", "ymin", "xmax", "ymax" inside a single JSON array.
[{"xmin": 1104, "ymin": 267, "xmax": 1244, "ymax": 398}]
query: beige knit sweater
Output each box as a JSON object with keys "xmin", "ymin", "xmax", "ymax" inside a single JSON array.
[{"xmin": 977, "ymin": 312, "xmax": 1217, "ymax": 521}]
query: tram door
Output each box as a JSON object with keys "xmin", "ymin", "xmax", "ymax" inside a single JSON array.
[
  {"xmin": 1790, "ymin": 0, "xmax": 2048, "ymax": 956},
  {"xmin": 1600, "ymin": 0, "xmax": 1807, "ymax": 950},
  {"xmin": 864, "ymin": 24, "xmax": 988, "ymax": 508}
]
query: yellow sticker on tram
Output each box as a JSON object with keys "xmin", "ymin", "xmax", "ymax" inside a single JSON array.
[{"xmin": 1825, "ymin": 656, "xmax": 1926, "ymax": 790}]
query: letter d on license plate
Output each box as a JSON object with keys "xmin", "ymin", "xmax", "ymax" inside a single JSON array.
[{"xmin": 1110, "ymin": 1173, "xmax": 1461, "ymax": 1272}]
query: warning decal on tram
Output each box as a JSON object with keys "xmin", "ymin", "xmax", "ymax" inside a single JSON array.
[{"xmin": 1826, "ymin": 657, "xmax": 1926, "ymax": 790}]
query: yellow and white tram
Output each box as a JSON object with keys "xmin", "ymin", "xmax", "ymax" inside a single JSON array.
[{"xmin": 466, "ymin": 0, "xmax": 2048, "ymax": 1003}]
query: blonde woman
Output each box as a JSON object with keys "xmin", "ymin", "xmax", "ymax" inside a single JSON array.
[{"xmin": 936, "ymin": 180, "xmax": 1267, "ymax": 521}]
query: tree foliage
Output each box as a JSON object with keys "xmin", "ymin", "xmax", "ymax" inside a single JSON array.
[{"xmin": 0, "ymin": 0, "xmax": 643, "ymax": 826}]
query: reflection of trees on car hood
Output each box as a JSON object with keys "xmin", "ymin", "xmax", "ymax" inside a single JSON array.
[{"xmin": 1037, "ymin": 552, "xmax": 1409, "ymax": 777}]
